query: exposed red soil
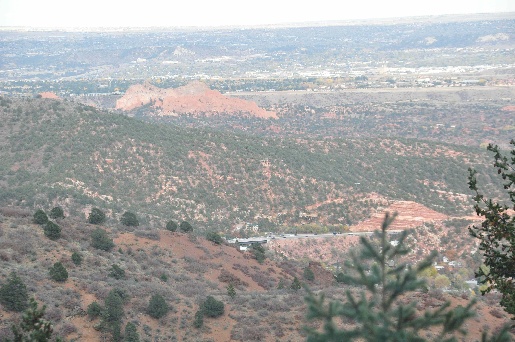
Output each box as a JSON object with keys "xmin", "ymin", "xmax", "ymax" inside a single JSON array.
[
  {"xmin": 350, "ymin": 200, "xmax": 448, "ymax": 232},
  {"xmin": 116, "ymin": 81, "xmax": 277, "ymax": 119},
  {"xmin": 39, "ymin": 92, "xmax": 60, "ymax": 99}
]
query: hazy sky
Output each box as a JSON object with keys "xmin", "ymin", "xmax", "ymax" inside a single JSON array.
[{"xmin": 1, "ymin": 0, "xmax": 514, "ymax": 28}]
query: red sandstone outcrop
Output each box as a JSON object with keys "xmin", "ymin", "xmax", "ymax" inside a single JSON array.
[
  {"xmin": 116, "ymin": 81, "xmax": 277, "ymax": 119},
  {"xmin": 39, "ymin": 92, "xmax": 60, "ymax": 100},
  {"xmin": 350, "ymin": 200, "xmax": 448, "ymax": 232}
]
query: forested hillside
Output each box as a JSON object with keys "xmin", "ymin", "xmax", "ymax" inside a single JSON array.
[{"xmin": 0, "ymin": 96, "xmax": 500, "ymax": 230}]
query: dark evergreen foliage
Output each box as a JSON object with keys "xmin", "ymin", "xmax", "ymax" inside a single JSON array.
[
  {"xmin": 102, "ymin": 289, "xmax": 124, "ymax": 326},
  {"xmin": 71, "ymin": 251, "xmax": 82, "ymax": 266},
  {"xmin": 87, "ymin": 302, "xmax": 102, "ymax": 320},
  {"xmin": 250, "ymin": 243, "xmax": 266, "ymax": 263},
  {"xmin": 469, "ymin": 140, "xmax": 515, "ymax": 316},
  {"xmin": 0, "ymin": 272, "xmax": 28, "ymax": 312},
  {"xmin": 33, "ymin": 209, "xmax": 48, "ymax": 225},
  {"xmin": 227, "ymin": 283, "xmax": 236, "ymax": 298},
  {"xmin": 290, "ymin": 277, "xmax": 302, "ymax": 291},
  {"xmin": 49, "ymin": 206, "xmax": 64, "ymax": 219},
  {"xmin": 165, "ymin": 220, "xmax": 178, "ymax": 232},
  {"xmin": 179, "ymin": 221, "xmax": 193, "ymax": 233},
  {"xmin": 43, "ymin": 221, "xmax": 61, "ymax": 240},
  {"xmin": 193, "ymin": 310, "xmax": 204, "ymax": 328},
  {"xmin": 109, "ymin": 265, "xmax": 126, "ymax": 280},
  {"xmin": 91, "ymin": 228, "xmax": 115, "ymax": 251},
  {"xmin": 202, "ymin": 296, "xmax": 224, "ymax": 318},
  {"xmin": 49, "ymin": 262, "xmax": 68, "ymax": 282},
  {"xmin": 304, "ymin": 213, "xmax": 511, "ymax": 341},
  {"xmin": 147, "ymin": 294, "xmax": 169, "ymax": 319},
  {"xmin": 120, "ymin": 211, "xmax": 139, "ymax": 227},
  {"xmin": 206, "ymin": 231, "xmax": 223, "ymax": 244},
  {"xmin": 335, "ymin": 272, "xmax": 345, "ymax": 283},
  {"xmin": 88, "ymin": 208, "xmax": 106, "ymax": 225},
  {"xmin": 9, "ymin": 298, "xmax": 56, "ymax": 342},
  {"xmin": 303, "ymin": 267, "xmax": 315, "ymax": 281},
  {"xmin": 124, "ymin": 322, "xmax": 140, "ymax": 342}
]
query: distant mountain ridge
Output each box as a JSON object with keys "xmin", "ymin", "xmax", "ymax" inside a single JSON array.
[{"xmin": 115, "ymin": 81, "xmax": 277, "ymax": 119}]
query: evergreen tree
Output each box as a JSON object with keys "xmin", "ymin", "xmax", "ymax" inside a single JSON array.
[
  {"xmin": 102, "ymin": 289, "xmax": 124, "ymax": 328},
  {"xmin": 109, "ymin": 264, "xmax": 125, "ymax": 280},
  {"xmin": 111, "ymin": 321, "xmax": 122, "ymax": 342},
  {"xmin": 91, "ymin": 228, "xmax": 115, "ymax": 251},
  {"xmin": 49, "ymin": 262, "xmax": 68, "ymax": 282},
  {"xmin": 9, "ymin": 298, "xmax": 55, "ymax": 342},
  {"xmin": 0, "ymin": 271, "xmax": 28, "ymax": 312},
  {"xmin": 147, "ymin": 294, "xmax": 169, "ymax": 319},
  {"xmin": 227, "ymin": 283, "xmax": 236, "ymax": 298},
  {"xmin": 71, "ymin": 251, "xmax": 82, "ymax": 266},
  {"xmin": 206, "ymin": 231, "xmax": 223, "ymax": 244},
  {"xmin": 250, "ymin": 243, "xmax": 266, "ymax": 263},
  {"xmin": 303, "ymin": 267, "xmax": 315, "ymax": 281},
  {"xmin": 193, "ymin": 310, "xmax": 204, "ymax": 328},
  {"xmin": 43, "ymin": 221, "xmax": 61, "ymax": 240},
  {"xmin": 33, "ymin": 209, "xmax": 48, "ymax": 225},
  {"xmin": 304, "ymin": 213, "xmax": 511, "ymax": 342},
  {"xmin": 88, "ymin": 208, "xmax": 106, "ymax": 225},
  {"xmin": 120, "ymin": 211, "xmax": 139, "ymax": 227},
  {"xmin": 165, "ymin": 220, "xmax": 178, "ymax": 232},
  {"xmin": 202, "ymin": 296, "xmax": 224, "ymax": 318},
  {"xmin": 290, "ymin": 276, "xmax": 302, "ymax": 291},
  {"xmin": 87, "ymin": 302, "xmax": 102, "ymax": 320},
  {"xmin": 179, "ymin": 221, "xmax": 193, "ymax": 233},
  {"xmin": 124, "ymin": 322, "xmax": 140, "ymax": 342},
  {"xmin": 335, "ymin": 272, "xmax": 345, "ymax": 283},
  {"xmin": 49, "ymin": 206, "xmax": 64, "ymax": 219},
  {"xmin": 468, "ymin": 140, "xmax": 515, "ymax": 316}
]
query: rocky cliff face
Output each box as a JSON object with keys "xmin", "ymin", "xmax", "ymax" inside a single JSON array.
[{"xmin": 115, "ymin": 81, "xmax": 277, "ymax": 119}]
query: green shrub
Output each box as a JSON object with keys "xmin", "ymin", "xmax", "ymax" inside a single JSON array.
[
  {"xmin": 335, "ymin": 272, "xmax": 345, "ymax": 283},
  {"xmin": 193, "ymin": 310, "xmax": 203, "ymax": 328},
  {"xmin": 147, "ymin": 294, "xmax": 169, "ymax": 319},
  {"xmin": 206, "ymin": 231, "xmax": 223, "ymax": 244},
  {"xmin": 109, "ymin": 265, "xmax": 125, "ymax": 280},
  {"xmin": 49, "ymin": 262, "xmax": 68, "ymax": 282},
  {"xmin": 290, "ymin": 277, "xmax": 301, "ymax": 291},
  {"xmin": 165, "ymin": 220, "xmax": 178, "ymax": 232},
  {"xmin": 202, "ymin": 296, "xmax": 224, "ymax": 318},
  {"xmin": 87, "ymin": 302, "xmax": 102, "ymax": 319},
  {"xmin": 227, "ymin": 283, "xmax": 236, "ymax": 298},
  {"xmin": 33, "ymin": 209, "xmax": 48, "ymax": 225},
  {"xmin": 91, "ymin": 228, "xmax": 115, "ymax": 251},
  {"xmin": 120, "ymin": 211, "xmax": 139, "ymax": 227},
  {"xmin": 0, "ymin": 271, "xmax": 28, "ymax": 312},
  {"xmin": 44, "ymin": 221, "xmax": 61, "ymax": 240},
  {"xmin": 303, "ymin": 267, "xmax": 315, "ymax": 281},
  {"xmin": 179, "ymin": 221, "xmax": 193, "ymax": 233},
  {"xmin": 88, "ymin": 208, "xmax": 106, "ymax": 225},
  {"xmin": 71, "ymin": 252, "xmax": 83, "ymax": 266},
  {"xmin": 250, "ymin": 243, "xmax": 266, "ymax": 263},
  {"xmin": 124, "ymin": 322, "xmax": 140, "ymax": 342},
  {"xmin": 49, "ymin": 206, "xmax": 64, "ymax": 219}
]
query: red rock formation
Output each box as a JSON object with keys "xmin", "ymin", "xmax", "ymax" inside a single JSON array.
[
  {"xmin": 116, "ymin": 81, "xmax": 277, "ymax": 119},
  {"xmin": 39, "ymin": 92, "xmax": 60, "ymax": 100},
  {"xmin": 350, "ymin": 201, "xmax": 448, "ymax": 232}
]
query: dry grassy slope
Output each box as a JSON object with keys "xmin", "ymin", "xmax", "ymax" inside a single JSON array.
[
  {"xmin": 0, "ymin": 211, "xmax": 512, "ymax": 341},
  {"xmin": 0, "ymin": 212, "xmax": 313, "ymax": 341}
]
